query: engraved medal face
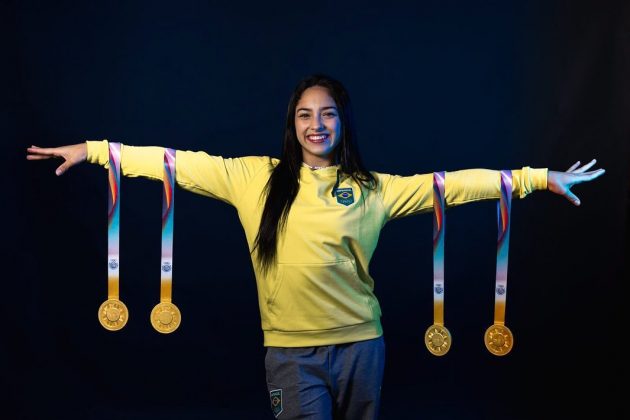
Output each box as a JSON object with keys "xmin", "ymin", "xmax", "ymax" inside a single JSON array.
[
  {"xmin": 424, "ymin": 324, "xmax": 452, "ymax": 356},
  {"xmin": 484, "ymin": 324, "xmax": 514, "ymax": 356},
  {"xmin": 98, "ymin": 299, "xmax": 129, "ymax": 331},
  {"xmin": 150, "ymin": 302, "xmax": 181, "ymax": 334}
]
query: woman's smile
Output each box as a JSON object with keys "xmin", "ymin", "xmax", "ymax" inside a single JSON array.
[{"xmin": 306, "ymin": 134, "xmax": 330, "ymax": 143}]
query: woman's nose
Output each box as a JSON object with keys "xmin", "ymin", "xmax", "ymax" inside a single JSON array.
[{"xmin": 310, "ymin": 115, "xmax": 324, "ymax": 130}]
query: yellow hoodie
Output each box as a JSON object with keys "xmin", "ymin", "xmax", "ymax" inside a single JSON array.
[{"xmin": 86, "ymin": 140, "xmax": 548, "ymax": 347}]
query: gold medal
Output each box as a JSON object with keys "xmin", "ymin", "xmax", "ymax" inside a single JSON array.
[
  {"xmin": 424, "ymin": 324, "xmax": 451, "ymax": 356},
  {"xmin": 150, "ymin": 301, "xmax": 181, "ymax": 334},
  {"xmin": 98, "ymin": 299, "xmax": 129, "ymax": 331},
  {"xmin": 484, "ymin": 324, "xmax": 513, "ymax": 356}
]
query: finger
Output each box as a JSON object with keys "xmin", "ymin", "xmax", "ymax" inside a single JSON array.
[
  {"xmin": 575, "ymin": 168, "xmax": 606, "ymax": 180},
  {"xmin": 565, "ymin": 190, "xmax": 581, "ymax": 206},
  {"xmin": 573, "ymin": 159, "xmax": 597, "ymax": 173},
  {"xmin": 26, "ymin": 149, "xmax": 62, "ymax": 159},
  {"xmin": 26, "ymin": 154, "xmax": 54, "ymax": 160},
  {"xmin": 26, "ymin": 147, "xmax": 58, "ymax": 156},
  {"xmin": 56, "ymin": 162, "xmax": 72, "ymax": 176},
  {"xmin": 567, "ymin": 161, "xmax": 580, "ymax": 172},
  {"xmin": 584, "ymin": 168, "xmax": 606, "ymax": 180}
]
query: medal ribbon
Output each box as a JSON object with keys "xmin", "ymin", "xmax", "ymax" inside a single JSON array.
[
  {"xmin": 493, "ymin": 170, "xmax": 512, "ymax": 325},
  {"xmin": 432, "ymin": 171, "xmax": 446, "ymax": 325},
  {"xmin": 160, "ymin": 148, "xmax": 176, "ymax": 303},
  {"xmin": 107, "ymin": 142, "xmax": 121, "ymax": 299}
]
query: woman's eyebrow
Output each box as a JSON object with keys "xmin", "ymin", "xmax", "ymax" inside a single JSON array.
[{"xmin": 296, "ymin": 106, "xmax": 338, "ymax": 112}]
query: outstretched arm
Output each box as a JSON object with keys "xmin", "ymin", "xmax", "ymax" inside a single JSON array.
[
  {"xmin": 547, "ymin": 159, "xmax": 605, "ymax": 206},
  {"xmin": 26, "ymin": 140, "xmax": 273, "ymax": 207},
  {"xmin": 376, "ymin": 159, "xmax": 605, "ymax": 221}
]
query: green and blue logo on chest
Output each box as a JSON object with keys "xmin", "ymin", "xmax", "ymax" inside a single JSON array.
[{"xmin": 335, "ymin": 188, "xmax": 354, "ymax": 206}]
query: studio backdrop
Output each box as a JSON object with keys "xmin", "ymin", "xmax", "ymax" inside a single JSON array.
[{"xmin": 7, "ymin": 1, "xmax": 628, "ymax": 419}]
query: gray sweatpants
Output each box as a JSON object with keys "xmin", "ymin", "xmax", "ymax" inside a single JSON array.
[{"xmin": 264, "ymin": 336, "xmax": 385, "ymax": 419}]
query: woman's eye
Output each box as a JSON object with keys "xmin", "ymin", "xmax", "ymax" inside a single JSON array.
[
  {"xmin": 298, "ymin": 114, "xmax": 309, "ymax": 119},
  {"xmin": 323, "ymin": 113, "xmax": 337, "ymax": 117}
]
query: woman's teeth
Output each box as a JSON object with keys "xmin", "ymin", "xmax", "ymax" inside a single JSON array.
[{"xmin": 307, "ymin": 134, "xmax": 328, "ymax": 143}]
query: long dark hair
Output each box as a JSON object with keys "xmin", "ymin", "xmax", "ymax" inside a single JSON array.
[{"xmin": 253, "ymin": 74, "xmax": 376, "ymax": 274}]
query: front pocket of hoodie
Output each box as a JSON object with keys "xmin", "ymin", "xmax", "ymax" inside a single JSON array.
[{"xmin": 267, "ymin": 260, "xmax": 374, "ymax": 331}]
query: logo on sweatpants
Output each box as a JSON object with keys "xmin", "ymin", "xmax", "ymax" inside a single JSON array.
[
  {"xmin": 270, "ymin": 389, "xmax": 283, "ymax": 417},
  {"xmin": 335, "ymin": 188, "xmax": 354, "ymax": 206}
]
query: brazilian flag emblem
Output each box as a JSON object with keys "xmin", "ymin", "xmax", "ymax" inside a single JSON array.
[
  {"xmin": 270, "ymin": 389, "xmax": 283, "ymax": 417},
  {"xmin": 335, "ymin": 188, "xmax": 354, "ymax": 206}
]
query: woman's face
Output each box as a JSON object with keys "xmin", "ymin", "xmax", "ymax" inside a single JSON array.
[{"xmin": 294, "ymin": 86, "xmax": 341, "ymax": 167}]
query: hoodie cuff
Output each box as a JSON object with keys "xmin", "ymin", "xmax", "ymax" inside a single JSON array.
[
  {"xmin": 86, "ymin": 139, "xmax": 110, "ymax": 168},
  {"xmin": 519, "ymin": 166, "xmax": 548, "ymax": 198}
]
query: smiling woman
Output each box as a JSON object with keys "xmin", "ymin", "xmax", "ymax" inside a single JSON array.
[
  {"xmin": 254, "ymin": 75, "xmax": 377, "ymax": 277},
  {"xmin": 26, "ymin": 73, "xmax": 605, "ymax": 420}
]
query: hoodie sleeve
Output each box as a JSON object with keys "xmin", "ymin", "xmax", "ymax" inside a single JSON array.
[
  {"xmin": 86, "ymin": 139, "xmax": 271, "ymax": 207},
  {"xmin": 375, "ymin": 167, "xmax": 548, "ymax": 221}
]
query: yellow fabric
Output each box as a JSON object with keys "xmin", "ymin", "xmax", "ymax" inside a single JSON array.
[{"xmin": 87, "ymin": 139, "xmax": 548, "ymax": 347}]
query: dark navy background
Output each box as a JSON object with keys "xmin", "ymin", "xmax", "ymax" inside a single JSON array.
[{"xmin": 7, "ymin": 1, "xmax": 628, "ymax": 419}]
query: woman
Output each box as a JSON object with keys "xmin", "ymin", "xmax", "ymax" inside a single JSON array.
[{"xmin": 26, "ymin": 74, "xmax": 605, "ymax": 419}]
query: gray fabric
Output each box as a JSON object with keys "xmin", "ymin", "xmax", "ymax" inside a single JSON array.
[{"xmin": 264, "ymin": 336, "xmax": 385, "ymax": 419}]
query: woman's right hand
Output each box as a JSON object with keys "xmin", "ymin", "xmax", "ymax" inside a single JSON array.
[{"xmin": 26, "ymin": 143, "xmax": 88, "ymax": 176}]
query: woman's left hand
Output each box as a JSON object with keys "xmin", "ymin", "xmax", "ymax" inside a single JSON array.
[{"xmin": 547, "ymin": 159, "xmax": 606, "ymax": 206}]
